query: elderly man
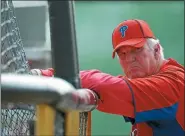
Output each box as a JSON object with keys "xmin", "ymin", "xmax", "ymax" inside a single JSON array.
[{"xmin": 32, "ymin": 19, "xmax": 184, "ymax": 136}]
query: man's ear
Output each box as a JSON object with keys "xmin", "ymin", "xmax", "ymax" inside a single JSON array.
[{"xmin": 154, "ymin": 44, "xmax": 160, "ymax": 60}]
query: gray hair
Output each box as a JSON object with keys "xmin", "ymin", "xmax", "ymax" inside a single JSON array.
[{"xmin": 146, "ymin": 38, "xmax": 165, "ymax": 60}]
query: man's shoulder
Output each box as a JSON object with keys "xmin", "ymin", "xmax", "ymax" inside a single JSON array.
[
  {"xmin": 158, "ymin": 59, "xmax": 184, "ymax": 85},
  {"xmin": 160, "ymin": 58, "xmax": 184, "ymax": 73}
]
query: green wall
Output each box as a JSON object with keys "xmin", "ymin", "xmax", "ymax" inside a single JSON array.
[{"xmin": 74, "ymin": 2, "xmax": 184, "ymax": 135}]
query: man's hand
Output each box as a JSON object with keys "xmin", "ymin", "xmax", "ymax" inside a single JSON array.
[{"xmin": 31, "ymin": 68, "xmax": 54, "ymax": 77}]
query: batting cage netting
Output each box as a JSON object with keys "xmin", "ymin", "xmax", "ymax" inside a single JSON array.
[
  {"xmin": 1, "ymin": 1, "xmax": 35, "ymax": 135},
  {"xmin": 1, "ymin": 1, "xmax": 88, "ymax": 136},
  {"xmin": 1, "ymin": 1, "xmax": 30, "ymax": 74}
]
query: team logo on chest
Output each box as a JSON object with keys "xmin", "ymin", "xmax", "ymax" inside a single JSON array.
[
  {"xmin": 130, "ymin": 129, "xmax": 138, "ymax": 136},
  {"xmin": 119, "ymin": 25, "xmax": 128, "ymax": 37}
]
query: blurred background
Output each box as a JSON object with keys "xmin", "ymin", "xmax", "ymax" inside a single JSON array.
[{"xmin": 13, "ymin": 1, "xmax": 184, "ymax": 135}]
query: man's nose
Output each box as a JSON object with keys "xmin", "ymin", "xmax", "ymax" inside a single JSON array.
[{"xmin": 125, "ymin": 53, "xmax": 136, "ymax": 62}]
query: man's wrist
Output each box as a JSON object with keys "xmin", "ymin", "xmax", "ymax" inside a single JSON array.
[{"xmin": 30, "ymin": 69, "xmax": 42, "ymax": 76}]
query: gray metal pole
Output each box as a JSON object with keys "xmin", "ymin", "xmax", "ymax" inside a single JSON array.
[
  {"xmin": 48, "ymin": 1, "xmax": 80, "ymax": 88},
  {"xmin": 48, "ymin": 1, "xmax": 84, "ymax": 136}
]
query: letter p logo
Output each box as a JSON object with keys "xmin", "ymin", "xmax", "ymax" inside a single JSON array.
[{"xmin": 119, "ymin": 25, "xmax": 128, "ymax": 37}]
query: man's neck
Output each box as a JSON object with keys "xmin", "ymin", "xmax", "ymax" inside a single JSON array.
[{"xmin": 157, "ymin": 58, "xmax": 168, "ymax": 72}]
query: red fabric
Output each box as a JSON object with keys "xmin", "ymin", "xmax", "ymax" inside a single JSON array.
[
  {"xmin": 40, "ymin": 68, "xmax": 54, "ymax": 77},
  {"xmin": 80, "ymin": 59, "xmax": 184, "ymax": 136},
  {"xmin": 127, "ymin": 60, "xmax": 182, "ymax": 112},
  {"xmin": 131, "ymin": 123, "xmax": 153, "ymax": 136},
  {"xmin": 127, "ymin": 59, "xmax": 184, "ymax": 135},
  {"xmin": 80, "ymin": 70, "xmax": 134, "ymax": 118}
]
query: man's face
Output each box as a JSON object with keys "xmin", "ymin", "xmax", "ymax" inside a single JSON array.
[{"xmin": 117, "ymin": 44, "xmax": 159, "ymax": 79}]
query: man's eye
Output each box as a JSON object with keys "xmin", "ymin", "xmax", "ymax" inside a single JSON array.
[
  {"xmin": 117, "ymin": 52, "xmax": 125, "ymax": 58},
  {"xmin": 136, "ymin": 48, "xmax": 142, "ymax": 52},
  {"xmin": 120, "ymin": 52, "xmax": 126, "ymax": 56}
]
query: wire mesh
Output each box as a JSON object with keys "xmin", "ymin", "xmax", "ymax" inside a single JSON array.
[
  {"xmin": 1, "ymin": 0, "xmax": 30, "ymax": 74},
  {"xmin": 1, "ymin": 1, "xmax": 84, "ymax": 136},
  {"xmin": 79, "ymin": 112, "xmax": 88, "ymax": 136},
  {"xmin": 1, "ymin": 106, "xmax": 35, "ymax": 136},
  {"xmin": 1, "ymin": 1, "xmax": 35, "ymax": 135},
  {"xmin": 1, "ymin": 1, "xmax": 66, "ymax": 136}
]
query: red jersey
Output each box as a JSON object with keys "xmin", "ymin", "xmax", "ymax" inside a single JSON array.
[
  {"xmin": 80, "ymin": 58, "xmax": 184, "ymax": 136},
  {"xmin": 39, "ymin": 58, "xmax": 184, "ymax": 136}
]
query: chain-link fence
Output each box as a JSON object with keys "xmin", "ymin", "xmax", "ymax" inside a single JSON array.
[
  {"xmin": 1, "ymin": 1, "xmax": 35, "ymax": 135},
  {"xmin": 1, "ymin": 1, "xmax": 88, "ymax": 136}
]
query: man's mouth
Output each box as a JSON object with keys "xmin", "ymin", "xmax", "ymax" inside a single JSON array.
[{"xmin": 128, "ymin": 66, "xmax": 140, "ymax": 71}]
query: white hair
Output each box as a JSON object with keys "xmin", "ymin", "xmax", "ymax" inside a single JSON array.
[{"xmin": 146, "ymin": 38, "xmax": 165, "ymax": 60}]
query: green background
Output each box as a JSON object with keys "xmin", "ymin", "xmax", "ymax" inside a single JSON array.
[{"xmin": 74, "ymin": 1, "xmax": 184, "ymax": 135}]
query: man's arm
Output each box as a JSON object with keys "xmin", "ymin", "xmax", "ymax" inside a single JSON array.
[
  {"xmin": 80, "ymin": 68, "xmax": 182, "ymax": 124},
  {"xmin": 33, "ymin": 67, "xmax": 182, "ymax": 123},
  {"xmin": 32, "ymin": 68, "xmax": 135, "ymax": 118},
  {"xmin": 80, "ymin": 69, "xmax": 134, "ymax": 118},
  {"xmin": 31, "ymin": 68, "xmax": 54, "ymax": 77}
]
